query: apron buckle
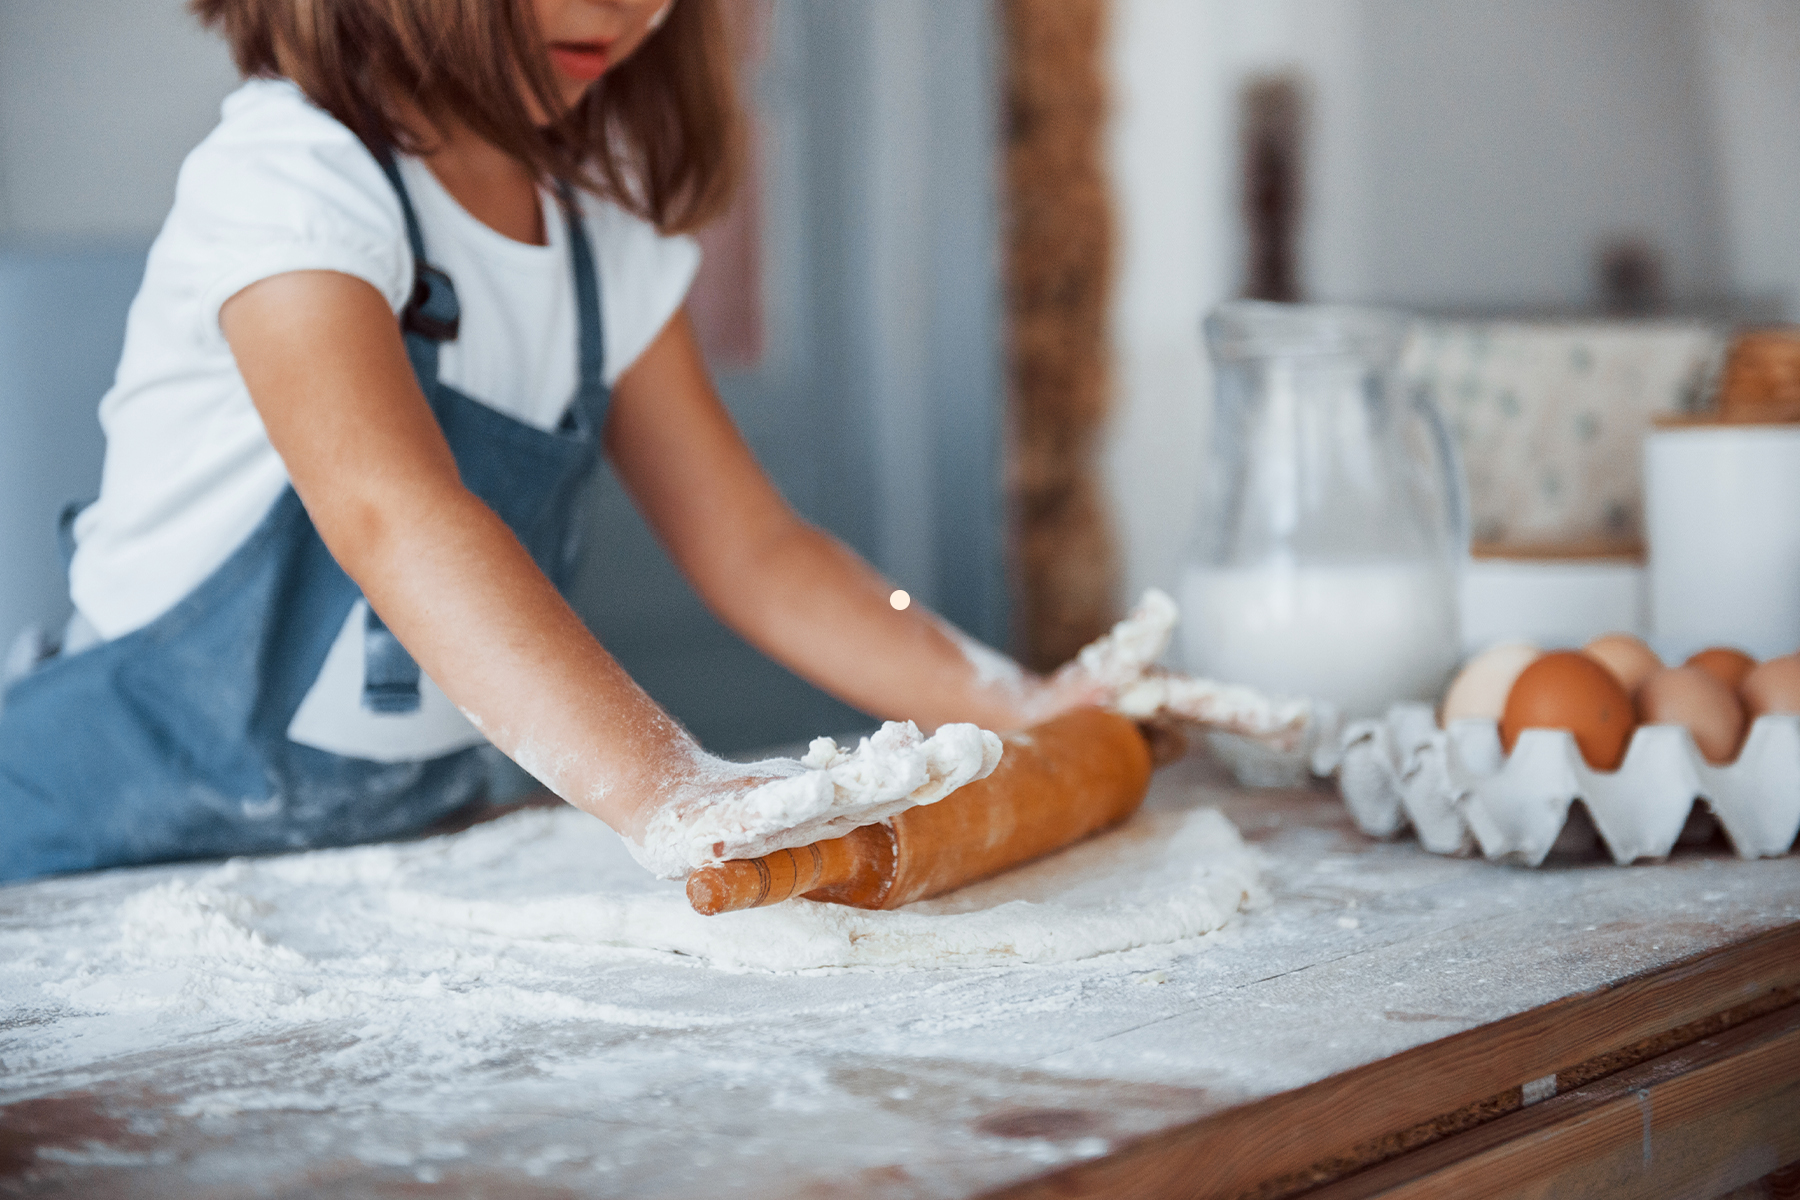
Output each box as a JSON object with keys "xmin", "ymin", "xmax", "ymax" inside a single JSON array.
[{"xmin": 403, "ymin": 265, "xmax": 461, "ymax": 342}]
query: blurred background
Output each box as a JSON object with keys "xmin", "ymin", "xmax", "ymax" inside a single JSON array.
[
  {"xmin": 1105, "ymin": 0, "xmax": 1798, "ymax": 629},
  {"xmin": 0, "ymin": 0, "xmax": 1795, "ymax": 750}
]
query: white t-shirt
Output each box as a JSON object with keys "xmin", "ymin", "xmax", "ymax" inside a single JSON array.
[{"xmin": 66, "ymin": 78, "xmax": 700, "ymax": 761}]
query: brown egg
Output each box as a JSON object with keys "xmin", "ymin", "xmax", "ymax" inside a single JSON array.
[
  {"xmin": 1638, "ymin": 666, "xmax": 1748, "ymax": 765},
  {"xmin": 1500, "ymin": 651, "xmax": 1636, "ymax": 770},
  {"xmin": 1686, "ymin": 646, "xmax": 1757, "ymax": 690},
  {"xmin": 1582, "ymin": 633, "xmax": 1662, "ymax": 695},
  {"xmin": 1441, "ymin": 641, "xmax": 1540, "ymax": 725},
  {"xmin": 1741, "ymin": 654, "xmax": 1800, "ymax": 718}
]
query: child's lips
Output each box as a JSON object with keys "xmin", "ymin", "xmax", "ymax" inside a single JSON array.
[{"xmin": 548, "ymin": 41, "xmax": 610, "ymax": 83}]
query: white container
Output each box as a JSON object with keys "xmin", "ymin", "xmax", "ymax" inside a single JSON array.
[
  {"xmin": 1645, "ymin": 424, "xmax": 1800, "ymax": 658},
  {"xmin": 1458, "ymin": 557, "xmax": 1647, "ymax": 652},
  {"xmin": 1329, "ymin": 704, "xmax": 1800, "ymax": 866}
]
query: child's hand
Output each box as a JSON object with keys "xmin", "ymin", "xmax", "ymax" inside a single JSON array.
[
  {"xmin": 622, "ymin": 721, "xmax": 1004, "ymax": 879},
  {"xmin": 979, "ymin": 588, "xmax": 1179, "ymax": 724},
  {"xmin": 618, "ymin": 761, "xmax": 802, "ymax": 878},
  {"xmin": 939, "ymin": 590, "xmax": 1179, "ymax": 729},
  {"xmin": 1008, "ymin": 589, "xmax": 1313, "ymax": 747}
]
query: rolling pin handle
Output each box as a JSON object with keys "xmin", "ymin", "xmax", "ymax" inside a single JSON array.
[
  {"xmin": 687, "ymin": 843, "xmax": 830, "ymax": 916},
  {"xmin": 687, "ymin": 824, "xmax": 896, "ymax": 916}
]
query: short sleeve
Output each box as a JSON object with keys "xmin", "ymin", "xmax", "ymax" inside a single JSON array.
[
  {"xmin": 580, "ymin": 196, "xmax": 703, "ymax": 385},
  {"xmin": 165, "ymin": 80, "xmax": 413, "ymax": 340}
]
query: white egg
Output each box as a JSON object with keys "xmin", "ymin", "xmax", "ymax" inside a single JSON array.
[{"xmin": 1441, "ymin": 641, "xmax": 1541, "ymax": 725}]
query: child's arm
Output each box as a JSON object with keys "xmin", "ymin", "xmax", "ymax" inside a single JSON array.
[
  {"xmin": 221, "ymin": 270, "xmax": 768, "ymax": 844},
  {"xmin": 223, "ymin": 272, "xmax": 1098, "ymax": 858},
  {"xmin": 606, "ymin": 311, "xmax": 1086, "ymax": 730}
]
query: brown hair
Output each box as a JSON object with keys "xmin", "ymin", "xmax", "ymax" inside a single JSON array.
[{"xmin": 189, "ymin": 0, "xmax": 742, "ymax": 234}]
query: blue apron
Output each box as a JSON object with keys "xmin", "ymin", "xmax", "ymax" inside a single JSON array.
[{"xmin": 0, "ymin": 156, "xmax": 610, "ymax": 883}]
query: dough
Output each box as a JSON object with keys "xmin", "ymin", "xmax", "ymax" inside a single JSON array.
[
  {"xmin": 106, "ymin": 804, "xmax": 1263, "ymax": 975},
  {"xmin": 413, "ymin": 808, "xmax": 1257, "ymax": 970}
]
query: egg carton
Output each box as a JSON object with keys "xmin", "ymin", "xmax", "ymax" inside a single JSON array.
[{"xmin": 1324, "ymin": 704, "xmax": 1800, "ymax": 866}]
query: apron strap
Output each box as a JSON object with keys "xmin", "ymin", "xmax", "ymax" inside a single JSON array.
[
  {"xmin": 555, "ymin": 180, "xmax": 611, "ymax": 438},
  {"xmin": 373, "ymin": 150, "xmax": 462, "ymax": 396},
  {"xmin": 360, "ymin": 604, "xmax": 422, "ymax": 714},
  {"xmin": 374, "ymin": 151, "xmax": 429, "ymax": 270},
  {"xmin": 362, "ymin": 149, "xmax": 459, "ymax": 715},
  {"xmin": 57, "ymin": 501, "xmax": 90, "ymax": 571}
]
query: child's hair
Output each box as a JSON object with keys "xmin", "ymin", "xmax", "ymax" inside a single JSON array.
[{"xmin": 189, "ymin": 0, "xmax": 742, "ymax": 234}]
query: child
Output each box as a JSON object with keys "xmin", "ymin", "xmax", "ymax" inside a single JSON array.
[{"xmin": 0, "ymin": 0, "xmax": 1126, "ymax": 884}]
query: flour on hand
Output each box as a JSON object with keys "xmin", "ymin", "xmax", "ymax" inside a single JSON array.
[
  {"xmin": 1051, "ymin": 589, "xmax": 1313, "ymax": 745},
  {"xmin": 634, "ymin": 590, "xmax": 1302, "ymax": 881},
  {"xmin": 633, "ymin": 721, "xmax": 1004, "ymax": 879},
  {"xmin": 1064, "ymin": 587, "xmax": 1184, "ymax": 692},
  {"xmin": 1112, "ymin": 674, "xmax": 1312, "ymax": 747}
]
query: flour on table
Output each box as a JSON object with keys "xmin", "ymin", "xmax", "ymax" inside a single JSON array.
[
  {"xmin": 483, "ymin": 804, "xmax": 1259, "ymax": 970},
  {"xmin": 634, "ymin": 720, "xmax": 1003, "ymax": 878},
  {"xmin": 37, "ymin": 804, "xmax": 1260, "ymax": 988}
]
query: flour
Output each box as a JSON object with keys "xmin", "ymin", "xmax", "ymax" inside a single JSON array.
[
  {"xmin": 26, "ymin": 804, "xmax": 1259, "ymax": 1046},
  {"xmin": 1113, "ymin": 674, "xmax": 1313, "ymax": 746},
  {"xmin": 1, "ymin": 800, "xmax": 1259, "ymax": 1121},
  {"xmin": 951, "ymin": 627, "xmax": 1029, "ymax": 691},
  {"xmin": 434, "ymin": 805, "xmax": 1259, "ymax": 970},
  {"xmin": 634, "ymin": 721, "xmax": 1004, "ymax": 878},
  {"xmin": 0, "ymin": 777, "xmax": 1265, "ymax": 1182},
  {"xmin": 1052, "ymin": 589, "xmax": 1314, "ymax": 742},
  {"xmin": 1067, "ymin": 588, "xmax": 1184, "ymax": 690},
  {"xmin": 10, "ymin": 749, "xmax": 1794, "ymax": 1195}
]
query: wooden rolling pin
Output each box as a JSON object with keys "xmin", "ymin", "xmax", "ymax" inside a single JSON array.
[{"xmin": 686, "ymin": 707, "xmax": 1154, "ymax": 916}]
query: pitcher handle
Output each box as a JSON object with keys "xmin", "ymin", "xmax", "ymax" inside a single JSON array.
[{"xmin": 1411, "ymin": 386, "xmax": 1471, "ymax": 557}]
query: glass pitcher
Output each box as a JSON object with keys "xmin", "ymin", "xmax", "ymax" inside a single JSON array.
[{"xmin": 1181, "ymin": 301, "xmax": 1468, "ymax": 783}]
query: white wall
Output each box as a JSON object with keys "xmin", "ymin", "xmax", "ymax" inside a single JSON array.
[
  {"xmin": 1104, "ymin": 0, "xmax": 1376, "ymax": 612},
  {"xmin": 1104, "ymin": 0, "xmax": 1222, "ymax": 626},
  {"xmin": 1360, "ymin": 0, "xmax": 1727, "ymax": 311},
  {"xmin": 0, "ymin": 2, "xmax": 218, "ymax": 652},
  {"xmin": 1103, "ymin": 0, "xmax": 1796, "ymax": 611},
  {"xmin": 1698, "ymin": 0, "xmax": 1800, "ymax": 322},
  {"xmin": 0, "ymin": 2, "xmax": 235, "ymax": 655},
  {"xmin": 0, "ymin": 0, "xmax": 238, "ymax": 241},
  {"xmin": 0, "ymin": 249, "xmax": 142, "ymax": 656}
]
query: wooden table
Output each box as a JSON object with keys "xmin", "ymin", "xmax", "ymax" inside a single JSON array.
[{"xmin": 3, "ymin": 753, "xmax": 1797, "ymax": 1199}]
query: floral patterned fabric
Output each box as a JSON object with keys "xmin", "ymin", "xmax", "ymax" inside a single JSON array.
[{"xmin": 1402, "ymin": 321, "xmax": 1723, "ymax": 548}]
